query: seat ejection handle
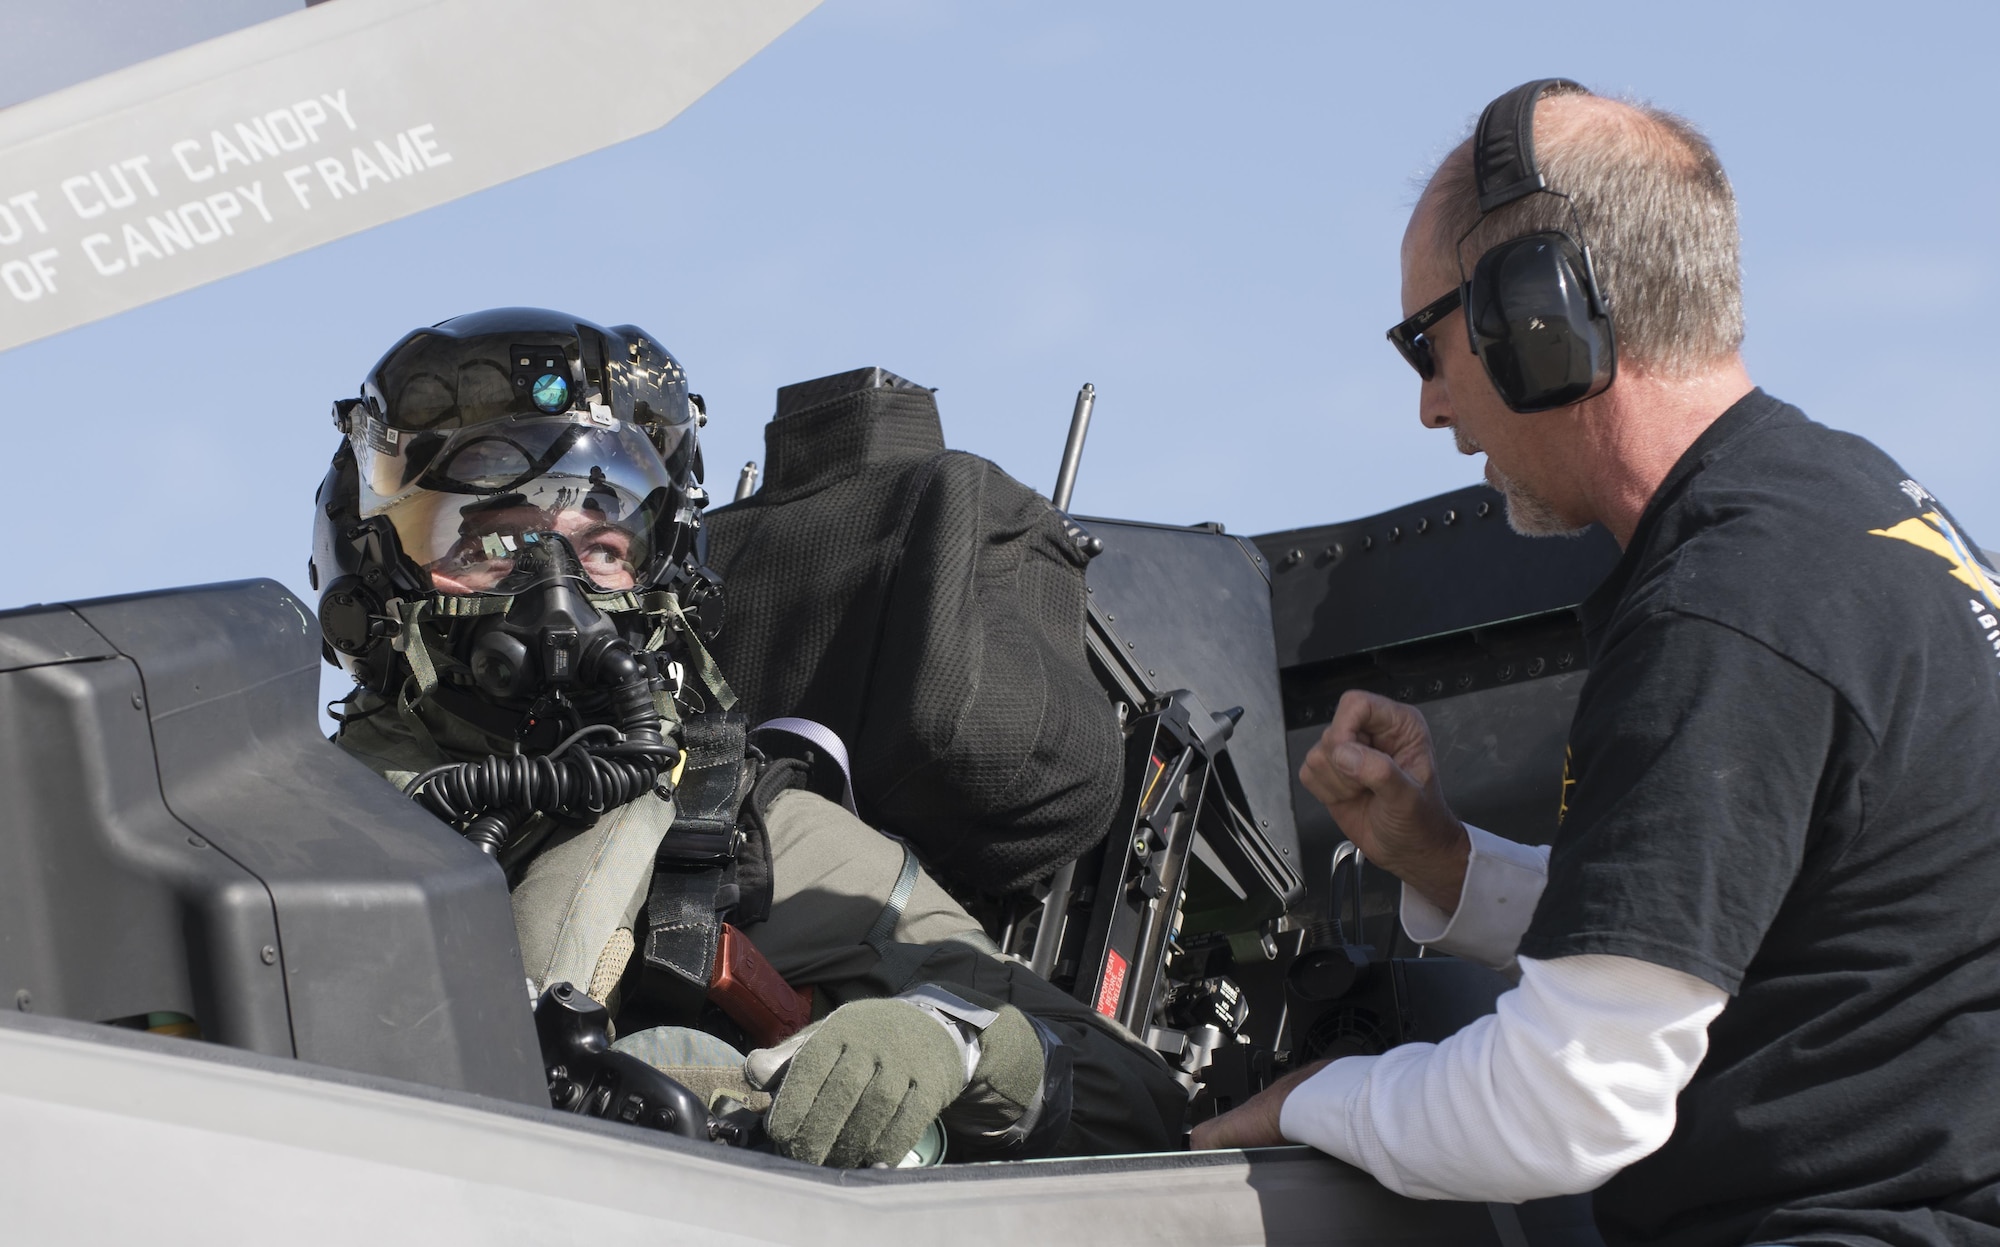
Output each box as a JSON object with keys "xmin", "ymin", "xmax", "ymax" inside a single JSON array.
[{"xmin": 1030, "ymin": 382, "xmax": 1097, "ymax": 980}]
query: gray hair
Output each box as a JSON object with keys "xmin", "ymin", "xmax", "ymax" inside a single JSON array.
[{"xmin": 1423, "ymin": 85, "xmax": 1744, "ymax": 377}]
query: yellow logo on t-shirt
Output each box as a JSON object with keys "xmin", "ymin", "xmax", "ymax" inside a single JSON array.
[{"xmin": 1869, "ymin": 480, "xmax": 2000, "ymax": 658}]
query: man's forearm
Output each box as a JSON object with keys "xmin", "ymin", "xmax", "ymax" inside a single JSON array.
[
  {"xmin": 1187, "ymin": 1058, "xmax": 1331, "ymax": 1151},
  {"xmin": 1276, "ymin": 954, "xmax": 1727, "ymax": 1202},
  {"xmin": 1191, "ymin": 825, "xmax": 1557, "ymax": 1160}
]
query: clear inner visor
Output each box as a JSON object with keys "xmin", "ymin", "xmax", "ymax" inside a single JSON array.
[{"xmin": 362, "ymin": 416, "xmax": 673, "ymax": 594}]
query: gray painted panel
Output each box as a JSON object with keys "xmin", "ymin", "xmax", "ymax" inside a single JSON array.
[
  {"xmin": 1423, "ymin": 673, "xmax": 1585, "ymax": 848},
  {"xmin": 1256, "ymin": 484, "xmax": 1619, "ymax": 670},
  {"xmin": 1079, "ymin": 518, "xmax": 1304, "ymax": 909},
  {"xmin": 0, "ymin": 1012, "xmax": 1509, "ymax": 1246},
  {"xmin": 0, "ymin": 603, "xmax": 117, "ymax": 673},
  {"xmin": 0, "ymin": 655, "xmax": 293, "ymax": 1053},
  {"xmin": 70, "ymin": 579, "xmax": 544, "ymax": 1104}
]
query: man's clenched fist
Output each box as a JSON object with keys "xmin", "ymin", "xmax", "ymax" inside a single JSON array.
[{"xmin": 1299, "ymin": 690, "xmax": 1471, "ymax": 911}]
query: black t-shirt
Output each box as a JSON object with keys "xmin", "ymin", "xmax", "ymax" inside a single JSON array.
[{"xmin": 1519, "ymin": 390, "xmax": 2000, "ymax": 1247}]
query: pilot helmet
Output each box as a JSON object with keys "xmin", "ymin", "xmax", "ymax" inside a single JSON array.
[{"xmin": 312, "ymin": 307, "xmax": 714, "ymax": 726}]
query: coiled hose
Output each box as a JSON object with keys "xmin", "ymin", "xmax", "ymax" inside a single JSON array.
[{"xmin": 404, "ymin": 647, "xmax": 679, "ymax": 855}]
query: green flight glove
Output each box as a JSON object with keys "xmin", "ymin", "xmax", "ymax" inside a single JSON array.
[
  {"xmin": 745, "ymin": 985, "xmax": 1063, "ymax": 1168},
  {"xmin": 749, "ymin": 996, "xmax": 968, "ymax": 1168}
]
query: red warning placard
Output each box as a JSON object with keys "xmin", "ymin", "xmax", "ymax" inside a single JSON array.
[{"xmin": 1095, "ymin": 948, "xmax": 1127, "ymax": 1018}]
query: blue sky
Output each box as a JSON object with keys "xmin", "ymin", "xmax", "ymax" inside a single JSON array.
[{"xmin": 7, "ymin": 0, "xmax": 1995, "ymax": 676}]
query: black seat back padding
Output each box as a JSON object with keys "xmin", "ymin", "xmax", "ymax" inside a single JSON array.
[{"xmin": 705, "ymin": 372, "xmax": 1122, "ymax": 896}]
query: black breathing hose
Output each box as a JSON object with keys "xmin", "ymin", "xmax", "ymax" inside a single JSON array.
[{"xmin": 405, "ymin": 645, "xmax": 679, "ymax": 855}]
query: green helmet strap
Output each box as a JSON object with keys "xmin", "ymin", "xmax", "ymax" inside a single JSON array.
[{"xmin": 386, "ymin": 587, "xmax": 735, "ymax": 734}]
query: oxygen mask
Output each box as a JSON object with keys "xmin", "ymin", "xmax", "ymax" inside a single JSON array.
[
  {"xmin": 459, "ymin": 533, "xmax": 629, "ymax": 704},
  {"xmin": 404, "ymin": 493, "xmax": 681, "ymax": 856},
  {"xmin": 403, "ymin": 528, "xmax": 678, "ymax": 856}
]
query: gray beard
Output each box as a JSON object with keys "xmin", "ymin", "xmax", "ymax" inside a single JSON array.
[
  {"xmin": 1492, "ymin": 467, "xmax": 1586, "ymax": 538},
  {"xmin": 1455, "ymin": 429, "xmax": 1588, "ymax": 539}
]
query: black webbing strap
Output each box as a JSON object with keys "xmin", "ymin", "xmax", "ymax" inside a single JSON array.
[
  {"xmin": 865, "ymin": 843, "xmax": 922, "ymax": 955},
  {"xmin": 658, "ymin": 708, "xmax": 751, "ymax": 861},
  {"xmin": 638, "ymin": 865, "xmax": 725, "ymax": 1023},
  {"xmin": 639, "ymin": 708, "xmax": 753, "ymax": 1026}
]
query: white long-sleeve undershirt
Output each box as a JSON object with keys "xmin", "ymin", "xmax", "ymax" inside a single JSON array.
[{"xmin": 1278, "ymin": 825, "xmax": 1728, "ymax": 1203}]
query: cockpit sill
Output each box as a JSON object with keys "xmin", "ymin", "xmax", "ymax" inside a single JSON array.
[{"xmin": 0, "ymin": 1007, "xmax": 1523, "ymax": 1245}]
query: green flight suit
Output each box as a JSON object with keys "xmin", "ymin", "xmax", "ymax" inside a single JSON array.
[{"xmin": 333, "ymin": 694, "xmax": 1185, "ymax": 1157}]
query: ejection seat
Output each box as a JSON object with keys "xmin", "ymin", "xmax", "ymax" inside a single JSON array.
[{"xmin": 703, "ymin": 367, "xmax": 1305, "ymax": 1111}]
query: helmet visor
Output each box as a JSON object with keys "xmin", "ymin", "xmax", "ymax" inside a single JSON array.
[{"xmin": 362, "ymin": 415, "xmax": 675, "ymax": 595}]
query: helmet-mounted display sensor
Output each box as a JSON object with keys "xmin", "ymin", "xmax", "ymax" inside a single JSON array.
[{"xmin": 517, "ymin": 346, "xmax": 573, "ymax": 413}]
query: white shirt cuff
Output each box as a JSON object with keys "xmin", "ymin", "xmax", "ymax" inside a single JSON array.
[
  {"xmin": 1399, "ymin": 824, "xmax": 1551, "ymax": 972},
  {"xmin": 1278, "ymin": 1053, "xmax": 1374, "ymax": 1157}
]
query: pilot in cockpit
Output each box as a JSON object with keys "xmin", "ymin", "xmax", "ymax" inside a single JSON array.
[{"xmin": 312, "ymin": 307, "xmax": 1182, "ymax": 1167}]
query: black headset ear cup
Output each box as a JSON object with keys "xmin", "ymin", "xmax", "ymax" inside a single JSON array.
[
  {"xmin": 318, "ymin": 575, "xmax": 386, "ymax": 658},
  {"xmin": 1464, "ymin": 231, "xmax": 1616, "ymax": 413}
]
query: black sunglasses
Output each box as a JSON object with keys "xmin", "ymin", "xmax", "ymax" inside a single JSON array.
[{"xmin": 1385, "ymin": 287, "xmax": 1463, "ymax": 381}]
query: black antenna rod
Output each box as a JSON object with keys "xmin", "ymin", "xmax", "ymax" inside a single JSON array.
[{"xmin": 1051, "ymin": 383, "xmax": 1095, "ymax": 510}]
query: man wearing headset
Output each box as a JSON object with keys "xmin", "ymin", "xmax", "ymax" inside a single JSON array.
[{"xmin": 1193, "ymin": 81, "xmax": 2000, "ymax": 1246}]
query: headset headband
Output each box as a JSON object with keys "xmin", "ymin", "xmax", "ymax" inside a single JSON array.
[{"xmin": 1473, "ymin": 78, "xmax": 1587, "ymax": 213}]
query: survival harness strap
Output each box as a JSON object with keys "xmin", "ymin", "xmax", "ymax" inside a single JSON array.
[
  {"xmin": 636, "ymin": 707, "xmax": 949, "ymax": 1046},
  {"xmin": 639, "ymin": 708, "xmax": 756, "ymax": 1012},
  {"xmin": 637, "ymin": 711, "xmax": 812, "ymax": 1041},
  {"xmin": 635, "ymin": 714, "xmax": 938, "ymax": 1046}
]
